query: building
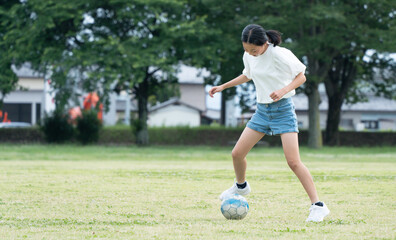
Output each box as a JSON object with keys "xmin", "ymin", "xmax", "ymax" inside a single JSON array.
[
  {"xmin": 1, "ymin": 64, "xmax": 117, "ymax": 125},
  {"xmin": 115, "ymin": 65, "xmax": 220, "ymax": 126},
  {"xmin": 147, "ymin": 98, "xmax": 202, "ymax": 127},
  {"xmin": 1, "ymin": 64, "xmax": 47, "ymax": 125},
  {"xmin": 293, "ymin": 93, "xmax": 396, "ymax": 131},
  {"xmin": 239, "ymin": 90, "xmax": 396, "ymax": 131}
]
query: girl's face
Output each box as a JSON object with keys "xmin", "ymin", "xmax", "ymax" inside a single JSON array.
[{"xmin": 242, "ymin": 42, "xmax": 266, "ymax": 57}]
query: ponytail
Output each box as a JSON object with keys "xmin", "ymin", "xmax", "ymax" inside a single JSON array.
[{"xmin": 265, "ymin": 30, "xmax": 282, "ymax": 47}]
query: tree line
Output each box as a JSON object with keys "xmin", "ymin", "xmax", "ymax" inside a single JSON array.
[{"xmin": 1, "ymin": 0, "xmax": 395, "ymax": 147}]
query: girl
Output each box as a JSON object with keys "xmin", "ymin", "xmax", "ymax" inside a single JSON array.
[{"xmin": 209, "ymin": 24, "xmax": 329, "ymax": 222}]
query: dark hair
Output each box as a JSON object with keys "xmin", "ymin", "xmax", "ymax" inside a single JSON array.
[{"xmin": 241, "ymin": 24, "xmax": 282, "ymax": 47}]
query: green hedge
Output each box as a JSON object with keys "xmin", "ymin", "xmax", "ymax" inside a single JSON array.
[
  {"xmin": 98, "ymin": 128, "xmax": 135, "ymax": 145},
  {"xmin": 0, "ymin": 128, "xmax": 45, "ymax": 143},
  {"xmin": 0, "ymin": 127, "xmax": 395, "ymax": 146}
]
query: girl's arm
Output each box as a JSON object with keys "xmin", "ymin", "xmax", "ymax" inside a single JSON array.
[
  {"xmin": 209, "ymin": 74, "xmax": 251, "ymax": 98},
  {"xmin": 270, "ymin": 72, "xmax": 306, "ymax": 102}
]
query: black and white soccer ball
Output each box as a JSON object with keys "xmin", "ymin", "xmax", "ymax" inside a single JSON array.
[{"xmin": 220, "ymin": 194, "xmax": 249, "ymax": 220}]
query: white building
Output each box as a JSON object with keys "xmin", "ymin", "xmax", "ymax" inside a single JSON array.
[
  {"xmin": 239, "ymin": 90, "xmax": 396, "ymax": 131},
  {"xmin": 1, "ymin": 64, "xmax": 46, "ymax": 125},
  {"xmin": 292, "ymin": 93, "xmax": 396, "ymax": 131},
  {"xmin": 2, "ymin": 64, "xmax": 117, "ymax": 125},
  {"xmin": 147, "ymin": 98, "xmax": 202, "ymax": 127},
  {"xmin": 115, "ymin": 65, "xmax": 220, "ymax": 126}
]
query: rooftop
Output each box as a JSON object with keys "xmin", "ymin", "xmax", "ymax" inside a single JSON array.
[{"xmin": 12, "ymin": 63, "xmax": 43, "ymax": 78}]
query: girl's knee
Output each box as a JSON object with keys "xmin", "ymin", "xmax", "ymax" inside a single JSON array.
[
  {"xmin": 287, "ymin": 158, "xmax": 302, "ymax": 170},
  {"xmin": 231, "ymin": 149, "xmax": 244, "ymax": 160}
]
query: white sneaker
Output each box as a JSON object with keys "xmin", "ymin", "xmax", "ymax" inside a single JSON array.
[
  {"xmin": 219, "ymin": 181, "xmax": 251, "ymax": 201},
  {"xmin": 306, "ymin": 202, "xmax": 330, "ymax": 222}
]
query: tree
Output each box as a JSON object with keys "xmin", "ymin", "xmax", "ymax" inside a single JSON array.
[
  {"xmin": 324, "ymin": 0, "xmax": 396, "ymax": 145},
  {"xmin": 4, "ymin": 0, "xmax": 214, "ymax": 145},
  {"xmin": 2, "ymin": 0, "xmax": 87, "ymax": 110},
  {"xmin": 0, "ymin": 0, "xmax": 20, "ymax": 108},
  {"xmin": 69, "ymin": 0, "xmax": 214, "ymax": 145},
  {"xmin": 248, "ymin": 0, "xmax": 396, "ymax": 147}
]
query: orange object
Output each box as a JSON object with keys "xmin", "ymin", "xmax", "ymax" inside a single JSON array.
[
  {"xmin": 82, "ymin": 92, "xmax": 103, "ymax": 121},
  {"xmin": 2, "ymin": 112, "xmax": 10, "ymax": 123},
  {"xmin": 97, "ymin": 103, "xmax": 103, "ymax": 120},
  {"xmin": 83, "ymin": 92, "xmax": 100, "ymax": 110},
  {"xmin": 69, "ymin": 106, "xmax": 82, "ymax": 121}
]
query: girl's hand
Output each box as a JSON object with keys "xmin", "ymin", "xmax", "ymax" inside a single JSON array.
[
  {"xmin": 209, "ymin": 85, "xmax": 225, "ymax": 98},
  {"xmin": 270, "ymin": 88, "xmax": 287, "ymax": 102}
]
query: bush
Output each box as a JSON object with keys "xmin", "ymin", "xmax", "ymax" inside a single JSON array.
[
  {"xmin": 41, "ymin": 111, "xmax": 75, "ymax": 143},
  {"xmin": 148, "ymin": 126, "xmax": 245, "ymax": 146},
  {"xmin": 76, "ymin": 110, "xmax": 102, "ymax": 144},
  {"xmin": 3, "ymin": 126, "xmax": 396, "ymax": 146}
]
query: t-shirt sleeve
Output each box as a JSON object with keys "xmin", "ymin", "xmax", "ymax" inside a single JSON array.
[
  {"xmin": 274, "ymin": 48, "xmax": 306, "ymax": 79},
  {"xmin": 242, "ymin": 53, "xmax": 252, "ymax": 79}
]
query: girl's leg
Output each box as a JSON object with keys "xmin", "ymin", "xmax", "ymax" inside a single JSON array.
[
  {"xmin": 280, "ymin": 132, "xmax": 319, "ymax": 203},
  {"xmin": 232, "ymin": 127, "xmax": 265, "ymax": 183}
]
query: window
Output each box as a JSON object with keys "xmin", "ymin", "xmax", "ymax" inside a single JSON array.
[
  {"xmin": 361, "ymin": 120, "xmax": 379, "ymax": 130},
  {"xmin": 36, "ymin": 103, "xmax": 41, "ymax": 123},
  {"xmin": 340, "ymin": 119, "xmax": 353, "ymax": 128},
  {"xmin": 1, "ymin": 103, "xmax": 32, "ymax": 123}
]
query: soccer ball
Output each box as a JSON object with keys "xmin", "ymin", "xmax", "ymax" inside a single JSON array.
[{"xmin": 220, "ymin": 194, "xmax": 249, "ymax": 220}]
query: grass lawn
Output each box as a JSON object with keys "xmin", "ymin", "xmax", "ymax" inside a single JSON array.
[{"xmin": 0, "ymin": 144, "xmax": 395, "ymax": 239}]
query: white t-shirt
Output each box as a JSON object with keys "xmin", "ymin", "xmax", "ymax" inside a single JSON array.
[{"xmin": 242, "ymin": 43, "xmax": 306, "ymax": 104}]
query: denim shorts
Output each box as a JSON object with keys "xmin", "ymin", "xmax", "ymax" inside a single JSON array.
[{"xmin": 246, "ymin": 97, "xmax": 299, "ymax": 136}]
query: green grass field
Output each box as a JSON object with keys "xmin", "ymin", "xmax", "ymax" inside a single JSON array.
[{"xmin": 0, "ymin": 144, "xmax": 395, "ymax": 239}]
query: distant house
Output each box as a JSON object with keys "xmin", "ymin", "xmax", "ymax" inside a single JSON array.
[
  {"xmin": 1, "ymin": 64, "xmax": 46, "ymax": 125},
  {"xmin": 178, "ymin": 66, "xmax": 207, "ymax": 113},
  {"xmin": 3, "ymin": 64, "xmax": 117, "ymax": 125},
  {"xmin": 293, "ymin": 93, "xmax": 396, "ymax": 131},
  {"xmin": 239, "ymin": 90, "xmax": 396, "ymax": 131},
  {"xmin": 116, "ymin": 65, "xmax": 220, "ymax": 126},
  {"xmin": 147, "ymin": 98, "xmax": 202, "ymax": 127}
]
